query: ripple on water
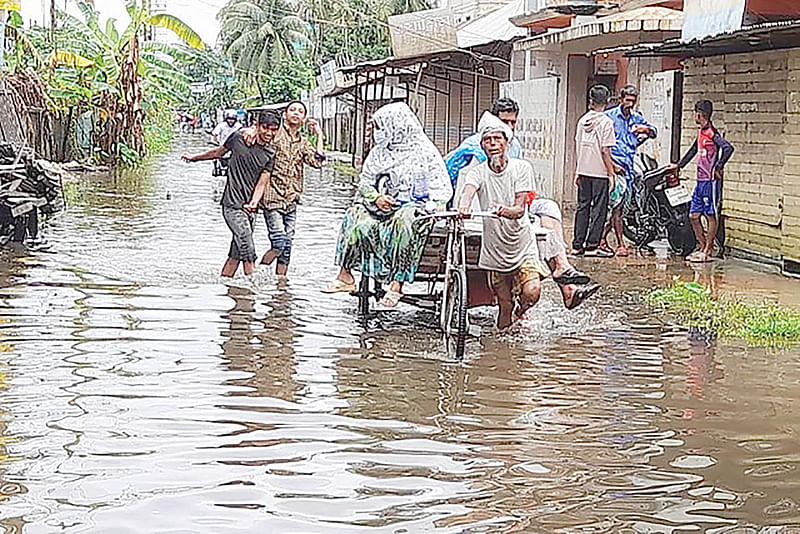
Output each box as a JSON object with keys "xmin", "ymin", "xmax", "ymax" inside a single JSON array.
[{"xmin": 2, "ymin": 138, "xmax": 800, "ymax": 531}]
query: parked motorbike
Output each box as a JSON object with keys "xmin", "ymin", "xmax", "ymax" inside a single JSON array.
[{"xmin": 622, "ymin": 153, "xmax": 696, "ymax": 256}]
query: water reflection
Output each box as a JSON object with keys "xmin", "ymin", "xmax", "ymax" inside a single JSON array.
[{"xmin": 0, "ymin": 137, "xmax": 799, "ymax": 531}]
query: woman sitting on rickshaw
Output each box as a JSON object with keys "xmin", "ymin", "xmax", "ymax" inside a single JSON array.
[{"xmin": 322, "ymin": 102, "xmax": 452, "ymax": 307}]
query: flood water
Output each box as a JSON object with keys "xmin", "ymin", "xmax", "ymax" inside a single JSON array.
[{"xmin": 2, "ymin": 136, "xmax": 800, "ymax": 533}]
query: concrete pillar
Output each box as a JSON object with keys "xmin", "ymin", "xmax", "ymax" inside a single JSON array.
[{"xmin": 559, "ymin": 54, "xmax": 592, "ymax": 208}]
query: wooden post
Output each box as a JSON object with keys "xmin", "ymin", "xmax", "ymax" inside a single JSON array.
[{"xmin": 351, "ymin": 73, "xmax": 360, "ymax": 166}]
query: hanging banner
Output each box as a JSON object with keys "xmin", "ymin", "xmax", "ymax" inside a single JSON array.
[
  {"xmin": 0, "ymin": 1, "xmax": 20, "ymax": 11},
  {"xmin": 682, "ymin": 0, "xmax": 746, "ymax": 41}
]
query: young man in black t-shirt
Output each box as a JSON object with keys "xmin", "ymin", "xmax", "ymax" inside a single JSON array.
[{"xmin": 182, "ymin": 110, "xmax": 280, "ymax": 280}]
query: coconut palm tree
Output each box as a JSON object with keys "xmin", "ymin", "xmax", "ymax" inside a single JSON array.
[{"xmin": 218, "ymin": 0, "xmax": 312, "ymax": 98}]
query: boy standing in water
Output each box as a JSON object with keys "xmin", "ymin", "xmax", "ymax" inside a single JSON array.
[
  {"xmin": 572, "ymin": 85, "xmax": 618, "ymax": 257},
  {"xmin": 260, "ymin": 101, "xmax": 326, "ymax": 279},
  {"xmin": 182, "ymin": 111, "xmax": 281, "ymax": 281},
  {"xmin": 671, "ymin": 100, "xmax": 734, "ymax": 263}
]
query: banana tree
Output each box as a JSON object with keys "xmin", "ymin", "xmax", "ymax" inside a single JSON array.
[{"xmin": 45, "ymin": 0, "xmax": 205, "ymax": 163}]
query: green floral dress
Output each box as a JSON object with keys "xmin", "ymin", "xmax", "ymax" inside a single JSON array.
[{"xmin": 334, "ymin": 202, "xmax": 434, "ymax": 283}]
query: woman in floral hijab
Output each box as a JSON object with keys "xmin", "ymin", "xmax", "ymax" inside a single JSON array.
[{"xmin": 322, "ymin": 102, "xmax": 452, "ymax": 307}]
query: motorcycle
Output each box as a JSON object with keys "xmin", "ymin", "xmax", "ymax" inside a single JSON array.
[{"xmin": 622, "ymin": 153, "xmax": 697, "ymax": 256}]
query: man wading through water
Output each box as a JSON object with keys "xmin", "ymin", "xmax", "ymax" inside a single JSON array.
[
  {"xmin": 260, "ymin": 101, "xmax": 325, "ymax": 278},
  {"xmin": 182, "ymin": 110, "xmax": 280, "ymax": 282},
  {"xmin": 459, "ymin": 115, "xmax": 600, "ymax": 330}
]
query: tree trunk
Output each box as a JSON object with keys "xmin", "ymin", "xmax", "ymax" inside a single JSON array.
[{"xmin": 120, "ymin": 35, "xmax": 145, "ymax": 156}]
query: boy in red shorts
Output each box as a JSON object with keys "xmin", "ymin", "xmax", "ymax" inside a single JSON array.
[{"xmin": 671, "ymin": 100, "xmax": 734, "ymax": 263}]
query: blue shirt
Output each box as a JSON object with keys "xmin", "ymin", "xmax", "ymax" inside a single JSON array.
[
  {"xmin": 605, "ymin": 105, "xmax": 657, "ymax": 181},
  {"xmin": 445, "ymin": 134, "xmax": 522, "ymax": 189}
]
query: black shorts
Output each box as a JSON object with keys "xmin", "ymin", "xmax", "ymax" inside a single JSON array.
[{"xmin": 222, "ymin": 205, "xmax": 257, "ymax": 262}]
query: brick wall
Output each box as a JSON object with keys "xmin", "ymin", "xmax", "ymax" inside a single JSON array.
[
  {"xmin": 682, "ymin": 50, "xmax": 788, "ymax": 261},
  {"xmin": 785, "ymin": 51, "xmax": 800, "ymax": 267}
]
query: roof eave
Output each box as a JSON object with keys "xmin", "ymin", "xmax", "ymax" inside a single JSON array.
[{"xmin": 625, "ymin": 19, "xmax": 800, "ymax": 58}]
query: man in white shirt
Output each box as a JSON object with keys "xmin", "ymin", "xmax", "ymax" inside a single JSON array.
[
  {"xmin": 458, "ymin": 115, "xmax": 600, "ymax": 329},
  {"xmin": 212, "ymin": 110, "xmax": 241, "ymax": 146}
]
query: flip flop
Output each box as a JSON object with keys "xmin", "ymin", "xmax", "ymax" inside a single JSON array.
[
  {"xmin": 553, "ymin": 267, "xmax": 591, "ymax": 286},
  {"xmin": 321, "ymin": 279, "xmax": 357, "ymax": 293},
  {"xmin": 615, "ymin": 247, "xmax": 631, "ymax": 257},
  {"xmin": 378, "ymin": 289, "xmax": 403, "ymax": 308},
  {"xmin": 584, "ymin": 248, "xmax": 614, "ymax": 258},
  {"xmin": 686, "ymin": 251, "xmax": 708, "ymax": 263},
  {"xmin": 687, "ymin": 253, "xmax": 714, "ymax": 263},
  {"xmin": 566, "ymin": 283, "xmax": 600, "ymax": 310}
]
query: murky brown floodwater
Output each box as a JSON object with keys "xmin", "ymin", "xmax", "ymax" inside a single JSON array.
[{"xmin": 2, "ymin": 135, "xmax": 800, "ymax": 533}]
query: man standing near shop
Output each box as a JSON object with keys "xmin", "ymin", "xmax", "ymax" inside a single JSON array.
[
  {"xmin": 260, "ymin": 101, "xmax": 326, "ymax": 279},
  {"xmin": 604, "ymin": 85, "xmax": 657, "ymax": 256}
]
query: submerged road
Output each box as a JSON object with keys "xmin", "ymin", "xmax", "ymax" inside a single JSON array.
[{"xmin": 1, "ymin": 135, "xmax": 800, "ymax": 532}]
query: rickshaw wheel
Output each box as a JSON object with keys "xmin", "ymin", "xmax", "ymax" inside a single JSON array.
[{"xmin": 444, "ymin": 268, "xmax": 468, "ymax": 360}]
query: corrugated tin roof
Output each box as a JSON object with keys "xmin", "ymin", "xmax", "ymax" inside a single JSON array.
[
  {"xmin": 626, "ymin": 18, "xmax": 800, "ymax": 57},
  {"xmin": 515, "ymin": 6, "xmax": 683, "ymax": 49},
  {"xmin": 457, "ymin": 0, "xmax": 527, "ymax": 48},
  {"xmin": 337, "ymin": 3, "xmax": 526, "ymax": 76}
]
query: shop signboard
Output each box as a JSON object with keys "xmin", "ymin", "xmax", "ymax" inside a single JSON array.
[{"xmin": 388, "ymin": 7, "xmax": 458, "ymax": 59}]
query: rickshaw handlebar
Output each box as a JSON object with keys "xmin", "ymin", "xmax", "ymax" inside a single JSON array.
[{"xmin": 420, "ymin": 210, "xmax": 498, "ymax": 220}]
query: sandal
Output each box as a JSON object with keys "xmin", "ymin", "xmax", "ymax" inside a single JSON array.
[
  {"xmin": 321, "ymin": 279, "xmax": 357, "ymax": 293},
  {"xmin": 584, "ymin": 248, "xmax": 614, "ymax": 258},
  {"xmin": 615, "ymin": 246, "xmax": 631, "ymax": 257},
  {"xmin": 378, "ymin": 289, "xmax": 403, "ymax": 308},
  {"xmin": 553, "ymin": 267, "xmax": 590, "ymax": 286},
  {"xmin": 599, "ymin": 241, "xmax": 614, "ymax": 254},
  {"xmin": 687, "ymin": 253, "xmax": 713, "ymax": 263},
  {"xmin": 566, "ymin": 283, "xmax": 600, "ymax": 310}
]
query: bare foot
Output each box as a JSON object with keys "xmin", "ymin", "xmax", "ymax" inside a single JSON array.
[
  {"xmin": 497, "ymin": 305, "xmax": 514, "ymax": 330},
  {"xmin": 337, "ymin": 272, "xmax": 355, "ymax": 285},
  {"xmin": 260, "ymin": 249, "xmax": 280, "ymax": 265}
]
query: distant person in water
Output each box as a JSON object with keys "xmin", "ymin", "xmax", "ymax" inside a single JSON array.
[
  {"xmin": 182, "ymin": 110, "xmax": 280, "ymax": 282},
  {"xmin": 212, "ymin": 109, "xmax": 241, "ymax": 146},
  {"xmin": 259, "ymin": 101, "xmax": 326, "ymax": 279}
]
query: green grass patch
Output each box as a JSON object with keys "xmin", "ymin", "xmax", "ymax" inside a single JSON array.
[{"xmin": 646, "ymin": 279, "xmax": 800, "ymax": 345}]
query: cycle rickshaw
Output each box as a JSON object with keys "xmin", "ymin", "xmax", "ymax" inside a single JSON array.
[{"xmin": 353, "ymin": 211, "xmax": 549, "ymax": 360}]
